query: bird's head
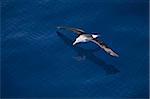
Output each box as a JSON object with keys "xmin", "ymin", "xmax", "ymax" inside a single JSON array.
[
  {"xmin": 73, "ymin": 38, "xmax": 82, "ymax": 45},
  {"xmin": 73, "ymin": 40, "xmax": 79, "ymax": 45}
]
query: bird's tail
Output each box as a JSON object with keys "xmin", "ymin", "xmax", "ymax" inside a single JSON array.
[{"xmin": 92, "ymin": 34, "xmax": 99, "ymax": 38}]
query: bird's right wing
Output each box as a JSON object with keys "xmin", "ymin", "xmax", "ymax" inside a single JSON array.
[
  {"xmin": 57, "ymin": 26, "xmax": 85, "ymax": 35},
  {"xmin": 91, "ymin": 39, "xmax": 119, "ymax": 57}
]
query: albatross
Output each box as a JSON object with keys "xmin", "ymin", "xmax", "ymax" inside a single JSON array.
[{"xmin": 57, "ymin": 26, "xmax": 119, "ymax": 57}]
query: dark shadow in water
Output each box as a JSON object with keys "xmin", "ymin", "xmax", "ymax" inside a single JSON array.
[{"xmin": 56, "ymin": 31, "xmax": 120, "ymax": 75}]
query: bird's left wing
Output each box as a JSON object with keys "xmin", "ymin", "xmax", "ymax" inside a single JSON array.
[
  {"xmin": 91, "ymin": 39, "xmax": 119, "ymax": 57},
  {"xmin": 57, "ymin": 26, "xmax": 85, "ymax": 35}
]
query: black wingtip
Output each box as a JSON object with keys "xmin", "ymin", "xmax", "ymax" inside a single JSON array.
[{"xmin": 111, "ymin": 53, "xmax": 119, "ymax": 58}]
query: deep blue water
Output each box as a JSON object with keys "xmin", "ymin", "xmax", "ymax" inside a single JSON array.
[{"xmin": 1, "ymin": 0, "xmax": 149, "ymax": 98}]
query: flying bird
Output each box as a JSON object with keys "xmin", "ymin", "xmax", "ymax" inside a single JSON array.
[{"xmin": 57, "ymin": 26, "xmax": 119, "ymax": 57}]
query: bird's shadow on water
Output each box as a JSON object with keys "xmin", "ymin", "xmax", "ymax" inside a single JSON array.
[{"xmin": 56, "ymin": 31, "xmax": 120, "ymax": 75}]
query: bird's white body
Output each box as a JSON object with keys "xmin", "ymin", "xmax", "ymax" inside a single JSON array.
[{"xmin": 73, "ymin": 34, "xmax": 99, "ymax": 45}]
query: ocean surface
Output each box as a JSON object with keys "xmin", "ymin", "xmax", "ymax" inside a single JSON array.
[{"xmin": 1, "ymin": 0, "xmax": 149, "ymax": 98}]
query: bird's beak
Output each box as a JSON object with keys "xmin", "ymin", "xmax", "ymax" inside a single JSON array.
[{"xmin": 73, "ymin": 41, "xmax": 77, "ymax": 46}]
